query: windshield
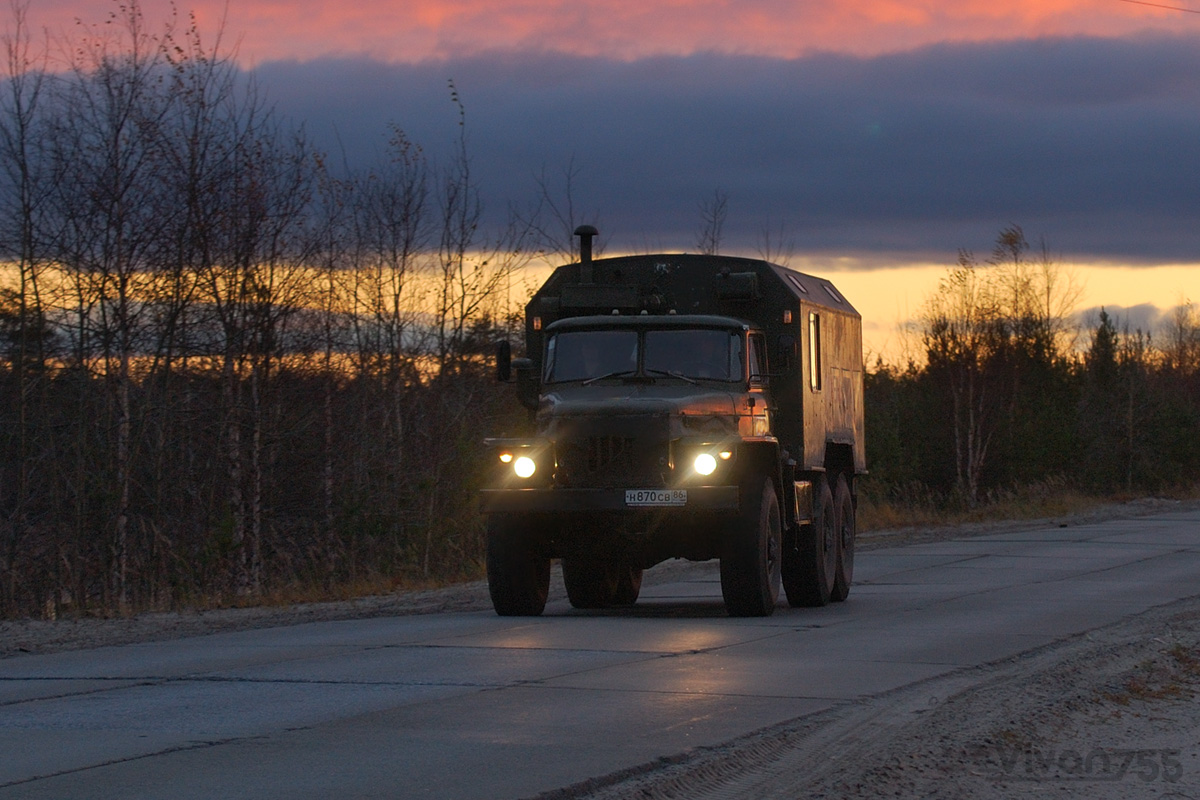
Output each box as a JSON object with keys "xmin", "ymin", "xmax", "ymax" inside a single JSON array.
[
  {"xmin": 645, "ymin": 329, "xmax": 742, "ymax": 381},
  {"xmin": 544, "ymin": 328, "xmax": 743, "ymax": 383},
  {"xmin": 545, "ymin": 330, "xmax": 638, "ymax": 382}
]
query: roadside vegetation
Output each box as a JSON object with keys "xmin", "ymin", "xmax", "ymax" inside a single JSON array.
[
  {"xmin": 1, "ymin": 2, "xmax": 1197, "ymax": 619},
  {"xmin": 862, "ymin": 227, "xmax": 1200, "ymax": 530}
]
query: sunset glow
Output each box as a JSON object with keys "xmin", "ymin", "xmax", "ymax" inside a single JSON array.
[
  {"xmin": 814, "ymin": 260, "xmax": 1200, "ymax": 363},
  {"xmin": 15, "ymin": 0, "xmax": 1199, "ymax": 363},
  {"xmin": 22, "ymin": 0, "xmax": 1200, "ymax": 65}
]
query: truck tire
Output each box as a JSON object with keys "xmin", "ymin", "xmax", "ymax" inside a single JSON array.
[
  {"xmin": 831, "ymin": 474, "xmax": 855, "ymax": 601},
  {"xmin": 612, "ymin": 566, "xmax": 644, "ymax": 607},
  {"xmin": 563, "ymin": 557, "xmax": 644, "ymax": 608},
  {"xmin": 562, "ymin": 556, "xmax": 616, "ymax": 609},
  {"xmin": 486, "ymin": 514, "xmax": 550, "ymax": 616},
  {"xmin": 720, "ymin": 476, "xmax": 781, "ymax": 617},
  {"xmin": 782, "ymin": 475, "xmax": 836, "ymax": 607}
]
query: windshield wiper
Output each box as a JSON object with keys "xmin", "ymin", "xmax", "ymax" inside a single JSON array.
[
  {"xmin": 582, "ymin": 369, "xmax": 637, "ymax": 385},
  {"xmin": 645, "ymin": 368, "xmax": 699, "ymax": 385}
]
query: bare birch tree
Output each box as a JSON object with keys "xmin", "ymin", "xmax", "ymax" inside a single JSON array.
[
  {"xmin": 521, "ymin": 158, "xmax": 600, "ymax": 264},
  {"xmin": 921, "ymin": 226, "xmax": 1080, "ymax": 504},
  {"xmin": 922, "ymin": 252, "xmax": 1004, "ymax": 505},
  {"xmin": 753, "ymin": 216, "xmax": 795, "ymax": 266},
  {"xmin": 0, "ymin": 0, "xmax": 52, "ymax": 612},
  {"xmin": 695, "ymin": 188, "xmax": 728, "ymax": 255},
  {"xmin": 46, "ymin": 2, "xmax": 181, "ymax": 607}
]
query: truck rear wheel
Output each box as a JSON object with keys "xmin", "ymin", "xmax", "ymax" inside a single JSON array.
[
  {"xmin": 782, "ymin": 475, "xmax": 836, "ymax": 607},
  {"xmin": 720, "ymin": 477, "xmax": 781, "ymax": 617},
  {"xmin": 831, "ymin": 474, "xmax": 855, "ymax": 602},
  {"xmin": 563, "ymin": 557, "xmax": 643, "ymax": 609},
  {"xmin": 486, "ymin": 515, "xmax": 550, "ymax": 616}
]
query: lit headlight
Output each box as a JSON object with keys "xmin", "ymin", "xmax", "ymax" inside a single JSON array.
[
  {"xmin": 513, "ymin": 456, "xmax": 537, "ymax": 478},
  {"xmin": 693, "ymin": 453, "xmax": 717, "ymax": 476}
]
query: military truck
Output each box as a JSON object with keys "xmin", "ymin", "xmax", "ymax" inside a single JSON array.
[{"xmin": 483, "ymin": 226, "xmax": 864, "ymax": 617}]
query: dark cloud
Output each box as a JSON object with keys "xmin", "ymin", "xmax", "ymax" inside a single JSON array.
[{"xmin": 256, "ymin": 33, "xmax": 1200, "ymax": 261}]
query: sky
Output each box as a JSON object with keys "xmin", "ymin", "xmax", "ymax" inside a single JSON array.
[{"xmin": 18, "ymin": 0, "xmax": 1200, "ymax": 357}]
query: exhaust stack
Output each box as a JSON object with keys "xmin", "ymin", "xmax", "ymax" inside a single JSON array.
[{"xmin": 574, "ymin": 225, "xmax": 598, "ymax": 283}]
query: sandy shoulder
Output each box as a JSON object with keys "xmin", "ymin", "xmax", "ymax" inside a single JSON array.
[{"xmin": 540, "ymin": 595, "xmax": 1200, "ymax": 800}]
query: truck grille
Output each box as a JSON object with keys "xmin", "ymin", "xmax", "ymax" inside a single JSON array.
[{"xmin": 556, "ymin": 435, "xmax": 667, "ymax": 488}]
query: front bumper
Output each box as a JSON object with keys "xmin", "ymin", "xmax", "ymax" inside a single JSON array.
[{"xmin": 480, "ymin": 485, "xmax": 739, "ymax": 514}]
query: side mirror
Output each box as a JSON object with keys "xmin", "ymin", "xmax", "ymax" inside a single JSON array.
[
  {"xmin": 513, "ymin": 358, "xmax": 538, "ymax": 411},
  {"xmin": 496, "ymin": 340, "xmax": 512, "ymax": 382}
]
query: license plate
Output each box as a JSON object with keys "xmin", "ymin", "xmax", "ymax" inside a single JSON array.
[{"xmin": 625, "ymin": 489, "xmax": 687, "ymax": 507}]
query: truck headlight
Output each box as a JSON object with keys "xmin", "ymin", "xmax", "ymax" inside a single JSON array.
[
  {"xmin": 693, "ymin": 453, "xmax": 717, "ymax": 476},
  {"xmin": 513, "ymin": 456, "xmax": 537, "ymax": 478}
]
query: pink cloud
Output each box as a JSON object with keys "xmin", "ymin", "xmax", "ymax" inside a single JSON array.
[{"xmin": 14, "ymin": 0, "xmax": 1197, "ymax": 65}]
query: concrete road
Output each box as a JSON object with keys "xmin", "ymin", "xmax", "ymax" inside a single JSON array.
[{"xmin": 2, "ymin": 507, "xmax": 1198, "ymax": 799}]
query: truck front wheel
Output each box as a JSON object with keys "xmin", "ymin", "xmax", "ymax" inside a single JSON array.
[
  {"xmin": 720, "ymin": 476, "xmax": 782, "ymax": 617},
  {"xmin": 782, "ymin": 475, "xmax": 836, "ymax": 607},
  {"xmin": 486, "ymin": 515, "xmax": 550, "ymax": 616},
  {"xmin": 612, "ymin": 565, "xmax": 644, "ymax": 607}
]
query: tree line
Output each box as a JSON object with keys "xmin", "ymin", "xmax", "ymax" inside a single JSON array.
[
  {"xmin": 865, "ymin": 226, "xmax": 1200, "ymax": 510},
  {"xmin": 0, "ymin": 3, "xmax": 563, "ymax": 618},
  {"xmin": 2, "ymin": 4, "xmax": 1197, "ymax": 620}
]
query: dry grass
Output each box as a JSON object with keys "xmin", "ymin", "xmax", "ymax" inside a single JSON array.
[
  {"xmin": 141, "ymin": 563, "xmax": 489, "ymax": 616},
  {"xmin": 1100, "ymin": 643, "xmax": 1200, "ymax": 707},
  {"xmin": 858, "ymin": 479, "xmax": 1200, "ymax": 533},
  {"xmin": 48, "ymin": 483, "xmax": 1196, "ymax": 619}
]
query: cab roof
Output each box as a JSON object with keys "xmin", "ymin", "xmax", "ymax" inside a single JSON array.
[
  {"xmin": 529, "ymin": 253, "xmax": 859, "ymax": 320},
  {"xmin": 544, "ymin": 314, "xmax": 749, "ymax": 333}
]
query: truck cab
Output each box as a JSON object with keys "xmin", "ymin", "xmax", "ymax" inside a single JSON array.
[{"xmin": 483, "ymin": 228, "xmax": 864, "ymax": 617}]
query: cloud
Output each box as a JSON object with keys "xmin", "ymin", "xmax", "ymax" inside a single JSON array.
[
  {"xmin": 26, "ymin": 0, "xmax": 1200, "ymax": 65},
  {"xmin": 1077, "ymin": 300, "xmax": 1199, "ymax": 337},
  {"xmin": 1077, "ymin": 303, "xmax": 1171, "ymax": 335},
  {"xmin": 254, "ymin": 33, "xmax": 1200, "ymax": 260}
]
